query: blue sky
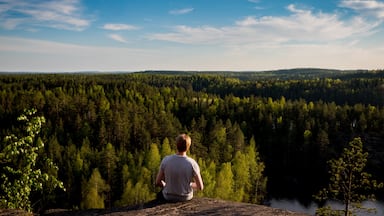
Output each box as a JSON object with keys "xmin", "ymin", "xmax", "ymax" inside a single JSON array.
[{"xmin": 0, "ymin": 0, "xmax": 384, "ymax": 72}]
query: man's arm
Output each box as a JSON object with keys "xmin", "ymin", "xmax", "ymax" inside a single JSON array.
[
  {"xmin": 191, "ymin": 172, "xmax": 204, "ymax": 191},
  {"xmin": 155, "ymin": 169, "xmax": 166, "ymax": 187}
]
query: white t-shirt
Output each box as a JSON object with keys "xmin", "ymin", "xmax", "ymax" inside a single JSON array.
[{"xmin": 160, "ymin": 154, "xmax": 200, "ymax": 201}]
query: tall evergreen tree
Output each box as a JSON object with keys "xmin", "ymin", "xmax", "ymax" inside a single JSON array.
[
  {"xmin": 100, "ymin": 143, "xmax": 118, "ymax": 209},
  {"xmin": 146, "ymin": 143, "xmax": 161, "ymax": 191},
  {"xmin": 315, "ymin": 137, "xmax": 383, "ymax": 216},
  {"xmin": 116, "ymin": 179, "xmax": 154, "ymax": 206},
  {"xmin": 160, "ymin": 137, "xmax": 173, "ymax": 158},
  {"xmin": 215, "ymin": 162, "xmax": 234, "ymax": 200},
  {"xmin": 232, "ymin": 151, "xmax": 249, "ymax": 202},
  {"xmin": 246, "ymin": 137, "xmax": 267, "ymax": 204},
  {"xmin": 197, "ymin": 159, "xmax": 216, "ymax": 198},
  {"xmin": 208, "ymin": 120, "xmax": 226, "ymax": 163},
  {"xmin": 81, "ymin": 168, "xmax": 110, "ymax": 209}
]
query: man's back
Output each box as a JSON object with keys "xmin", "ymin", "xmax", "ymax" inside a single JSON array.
[
  {"xmin": 161, "ymin": 154, "xmax": 200, "ymax": 201},
  {"xmin": 155, "ymin": 134, "xmax": 204, "ymax": 202}
]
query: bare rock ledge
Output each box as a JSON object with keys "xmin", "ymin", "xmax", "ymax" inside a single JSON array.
[{"xmin": 42, "ymin": 198, "xmax": 310, "ymax": 216}]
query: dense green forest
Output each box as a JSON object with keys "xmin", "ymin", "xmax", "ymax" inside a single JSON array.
[{"xmin": 1, "ymin": 69, "xmax": 384, "ymax": 211}]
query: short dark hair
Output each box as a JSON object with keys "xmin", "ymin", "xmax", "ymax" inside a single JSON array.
[{"xmin": 176, "ymin": 134, "xmax": 191, "ymax": 152}]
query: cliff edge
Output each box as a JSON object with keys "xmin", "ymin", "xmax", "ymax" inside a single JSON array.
[{"xmin": 42, "ymin": 198, "xmax": 310, "ymax": 216}]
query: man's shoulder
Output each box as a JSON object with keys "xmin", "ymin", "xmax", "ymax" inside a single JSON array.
[
  {"xmin": 162, "ymin": 154, "xmax": 180, "ymax": 163},
  {"xmin": 186, "ymin": 156, "xmax": 199, "ymax": 165},
  {"xmin": 162, "ymin": 154, "xmax": 175, "ymax": 161}
]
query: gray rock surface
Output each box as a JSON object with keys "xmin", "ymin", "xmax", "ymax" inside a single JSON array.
[{"xmin": 42, "ymin": 198, "xmax": 311, "ymax": 216}]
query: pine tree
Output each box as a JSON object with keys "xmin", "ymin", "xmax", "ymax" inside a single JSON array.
[
  {"xmin": 147, "ymin": 143, "xmax": 161, "ymax": 172},
  {"xmin": 121, "ymin": 164, "xmax": 130, "ymax": 190},
  {"xmin": 315, "ymin": 137, "xmax": 383, "ymax": 216},
  {"xmin": 100, "ymin": 143, "xmax": 118, "ymax": 209},
  {"xmin": 246, "ymin": 136, "xmax": 267, "ymax": 204},
  {"xmin": 232, "ymin": 151, "xmax": 249, "ymax": 202},
  {"xmin": 208, "ymin": 120, "xmax": 226, "ymax": 163},
  {"xmin": 146, "ymin": 143, "xmax": 161, "ymax": 191},
  {"xmin": 215, "ymin": 162, "xmax": 234, "ymax": 200},
  {"xmin": 197, "ymin": 158, "xmax": 216, "ymax": 198},
  {"xmin": 160, "ymin": 137, "xmax": 173, "ymax": 158},
  {"xmin": 81, "ymin": 168, "xmax": 110, "ymax": 209},
  {"xmin": 117, "ymin": 179, "xmax": 154, "ymax": 206},
  {"xmin": 116, "ymin": 180, "xmax": 134, "ymax": 207}
]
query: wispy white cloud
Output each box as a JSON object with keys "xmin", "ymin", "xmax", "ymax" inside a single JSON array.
[
  {"xmin": 0, "ymin": 0, "xmax": 90, "ymax": 31},
  {"xmin": 169, "ymin": 8, "xmax": 194, "ymax": 15},
  {"xmin": 149, "ymin": 4, "xmax": 378, "ymax": 46},
  {"xmin": 0, "ymin": 36, "xmax": 161, "ymax": 72},
  {"xmin": 108, "ymin": 34, "xmax": 128, "ymax": 43},
  {"xmin": 248, "ymin": 0, "xmax": 263, "ymax": 9},
  {"xmin": 1, "ymin": 18, "xmax": 25, "ymax": 30},
  {"xmin": 286, "ymin": 4, "xmax": 308, "ymax": 14},
  {"xmin": 102, "ymin": 23, "xmax": 138, "ymax": 31},
  {"xmin": 1, "ymin": 35, "xmax": 383, "ymax": 72},
  {"xmin": 339, "ymin": 0, "xmax": 384, "ymax": 19}
]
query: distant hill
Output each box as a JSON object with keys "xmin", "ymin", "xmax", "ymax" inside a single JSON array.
[
  {"xmin": 1, "ymin": 68, "xmax": 378, "ymax": 81},
  {"xmin": 137, "ymin": 68, "xmax": 375, "ymax": 80}
]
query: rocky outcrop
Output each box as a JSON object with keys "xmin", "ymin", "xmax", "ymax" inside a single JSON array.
[{"xmin": 43, "ymin": 198, "xmax": 310, "ymax": 216}]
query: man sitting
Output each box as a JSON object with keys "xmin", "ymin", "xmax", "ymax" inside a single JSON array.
[{"xmin": 155, "ymin": 134, "xmax": 204, "ymax": 202}]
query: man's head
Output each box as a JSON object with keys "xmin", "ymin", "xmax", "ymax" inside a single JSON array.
[{"xmin": 176, "ymin": 134, "xmax": 191, "ymax": 153}]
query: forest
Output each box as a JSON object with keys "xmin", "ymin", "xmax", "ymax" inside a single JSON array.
[{"xmin": 0, "ymin": 69, "xmax": 384, "ymax": 212}]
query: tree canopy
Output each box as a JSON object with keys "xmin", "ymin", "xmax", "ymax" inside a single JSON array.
[{"xmin": 0, "ymin": 70, "xmax": 383, "ymax": 211}]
